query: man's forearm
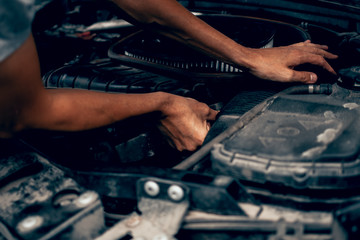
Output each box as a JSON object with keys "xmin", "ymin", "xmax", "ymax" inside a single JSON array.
[
  {"xmin": 18, "ymin": 87, "xmax": 218, "ymax": 151},
  {"xmin": 17, "ymin": 88, "xmax": 170, "ymax": 132},
  {"xmin": 0, "ymin": 34, "xmax": 168, "ymax": 134},
  {"xmin": 111, "ymin": 0, "xmax": 253, "ymax": 69}
]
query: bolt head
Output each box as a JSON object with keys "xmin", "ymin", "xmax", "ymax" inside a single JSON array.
[
  {"xmin": 75, "ymin": 191, "xmax": 97, "ymax": 207},
  {"xmin": 144, "ymin": 181, "xmax": 160, "ymax": 197},
  {"xmin": 168, "ymin": 185, "xmax": 184, "ymax": 201},
  {"xmin": 17, "ymin": 216, "xmax": 43, "ymax": 233}
]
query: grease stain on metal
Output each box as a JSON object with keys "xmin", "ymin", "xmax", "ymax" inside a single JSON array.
[
  {"xmin": 302, "ymin": 146, "xmax": 327, "ymax": 158},
  {"xmin": 324, "ymin": 111, "xmax": 336, "ymax": 119},
  {"xmin": 317, "ymin": 128, "xmax": 338, "ymax": 144},
  {"xmin": 343, "ymin": 102, "xmax": 359, "ymax": 110}
]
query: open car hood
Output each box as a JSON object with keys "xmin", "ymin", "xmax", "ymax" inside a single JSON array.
[{"xmin": 2, "ymin": 0, "xmax": 360, "ymax": 239}]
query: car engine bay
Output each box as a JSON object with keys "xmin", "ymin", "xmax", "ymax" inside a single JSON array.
[{"xmin": 2, "ymin": 0, "xmax": 360, "ymax": 239}]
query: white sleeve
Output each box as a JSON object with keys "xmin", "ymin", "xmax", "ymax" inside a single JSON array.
[{"xmin": 0, "ymin": 0, "xmax": 36, "ymax": 62}]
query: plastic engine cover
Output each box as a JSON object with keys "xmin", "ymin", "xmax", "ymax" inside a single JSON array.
[{"xmin": 211, "ymin": 94, "xmax": 360, "ymax": 190}]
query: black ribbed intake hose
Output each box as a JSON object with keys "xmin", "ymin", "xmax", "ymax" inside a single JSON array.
[{"xmin": 279, "ymin": 84, "xmax": 332, "ymax": 95}]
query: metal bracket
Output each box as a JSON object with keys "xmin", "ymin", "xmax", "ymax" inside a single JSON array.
[{"xmin": 96, "ymin": 178, "xmax": 190, "ymax": 240}]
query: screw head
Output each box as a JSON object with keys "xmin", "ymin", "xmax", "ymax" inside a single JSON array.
[
  {"xmin": 168, "ymin": 185, "xmax": 184, "ymax": 201},
  {"xmin": 144, "ymin": 181, "xmax": 160, "ymax": 197},
  {"xmin": 17, "ymin": 216, "xmax": 43, "ymax": 233},
  {"xmin": 75, "ymin": 191, "xmax": 97, "ymax": 207}
]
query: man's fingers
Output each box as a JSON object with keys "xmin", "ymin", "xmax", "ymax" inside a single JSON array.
[
  {"xmin": 293, "ymin": 41, "xmax": 338, "ymax": 59},
  {"xmin": 307, "ymin": 47, "xmax": 338, "ymax": 59},
  {"xmin": 295, "ymin": 40, "xmax": 329, "ymax": 50},
  {"xmin": 311, "ymin": 55, "xmax": 337, "ymax": 75},
  {"xmin": 292, "ymin": 53, "xmax": 336, "ymax": 83},
  {"xmin": 291, "ymin": 70, "xmax": 318, "ymax": 84},
  {"xmin": 204, "ymin": 110, "xmax": 217, "ymax": 132},
  {"xmin": 305, "ymin": 42, "xmax": 329, "ymax": 51},
  {"xmin": 207, "ymin": 108, "xmax": 219, "ymax": 121},
  {"xmin": 297, "ymin": 53, "xmax": 337, "ymax": 75},
  {"xmin": 206, "ymin": 121, "xmax": 211, "ymax": 131}
]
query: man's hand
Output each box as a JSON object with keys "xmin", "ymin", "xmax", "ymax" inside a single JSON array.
[
  {"xmin": 157, "ymin": 94, "xmax": 219, "ymax": 152},
  {"xmin": 246, "ymin": 40, "xmax": 338, "ymax": 83}
]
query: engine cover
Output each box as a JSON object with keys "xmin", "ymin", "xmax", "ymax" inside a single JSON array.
[{"xmin": 211, "ymin": 85, "xmax": 360, "ymax": 191}]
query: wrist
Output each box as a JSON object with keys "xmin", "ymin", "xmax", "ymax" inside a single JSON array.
[
  {"xmin": 153, "ymin": 91, "xmax": 174, "ymax": 115},
  {"xmin": 231, "ymin": 45, "xmax": 259, "ymax": 70}
]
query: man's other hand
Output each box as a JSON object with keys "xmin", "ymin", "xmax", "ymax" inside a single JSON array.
[{"xmin": 158, "ymin": 94, "xmax": 219, "ymax": 152}]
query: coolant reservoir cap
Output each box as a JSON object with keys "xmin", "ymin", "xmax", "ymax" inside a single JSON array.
[{"xmin": 338, "ymin": 66, "xmax": 360, "ymax": 90}]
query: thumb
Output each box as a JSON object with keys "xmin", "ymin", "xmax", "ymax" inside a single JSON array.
[
  {"xmin": 291, "ymin": 71, "xmax": 318, "ymax": 84},
  {"xmin": 207, "ymin": 108, "xmax": 220, "ymax": 121}
]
